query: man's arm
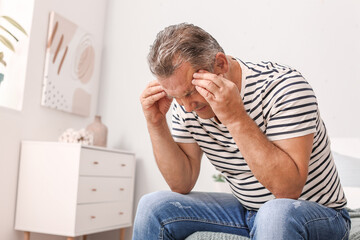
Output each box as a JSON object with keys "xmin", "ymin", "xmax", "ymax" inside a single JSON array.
[
  {"xmin": 226, "ymin": 114, "xmax": 313, "ymax": 199},
  {"xmin": 140, "ymin": 80, "xmax": 203, "ymax": 194},
  {"xmin": 193, "ymin": 72, "xmax": 313, "ymax": 199},
  {"xmin": 148, "ymin": 120, "xmax": 203, "ymax": 193}
]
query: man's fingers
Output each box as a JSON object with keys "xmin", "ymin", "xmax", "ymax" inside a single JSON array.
[
  {"xmin": 141, "ymin": 91, "xmax": 167, "ymax": 108},
  {"xmin": 193, "ymin": 72, "xmax": 223, "ymax": 88},
  {"xmin": 195, "ymin": 86, "xmax": 214, "ymax": 101},
  {"xmin": 192, "ymin": 79, "xmax": 219, "ymax": 94},
  {"xmin": 142, "ymin": 85, "xmax": 164, "ymax": 99},
  {"xmin": 147, "ymin": 80, "xmax": 161, "ymax": 87},
  {"xmin": 140, "ymin": 80, "xmax": 168, "ymax": 108}
]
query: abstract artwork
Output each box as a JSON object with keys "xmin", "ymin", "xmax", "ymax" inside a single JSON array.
[{"xmin": 42, "ymin": 11, "xmax": 97, "ymax": 117}]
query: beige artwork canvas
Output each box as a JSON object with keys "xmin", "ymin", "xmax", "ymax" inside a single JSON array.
[{"xmin": 41, "ymin": 11, "xmax": 97, "ymax": 117}]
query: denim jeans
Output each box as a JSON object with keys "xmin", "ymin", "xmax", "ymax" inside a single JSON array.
[{"xmin": 133, "ymin": 191, "xmax": 351, "ymax": 240}]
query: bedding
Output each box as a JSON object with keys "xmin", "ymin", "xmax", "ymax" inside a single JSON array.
[
  {"xmin": 348, "ymin": 208, "xmax": 360, "ymax": 239},
  {"xmin": 331, "ymin": 138, "xmax": 360, "ymax": 238},
  {"xmin": 332, "ymin": 151, "xmax": 360, "ymax": 209}
]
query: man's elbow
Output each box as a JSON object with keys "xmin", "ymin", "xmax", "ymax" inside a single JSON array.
[
  {"xmin": 171, "ymin": 189, "xmax": 191, "ymax": 195},
  {"xmin": 273, "ymin": 186, "xmax": 303, "ymax": 200},
  {"xmin": 169, "ymin": 185, "xmax": 193, "ymax": 195},
  {"xmin": 273, "ymin": 190, "xmax": 302, "ymax": 200},
  {"xmin": 274, "ymin": 192, "xmax": 301, "ymax": 200}
]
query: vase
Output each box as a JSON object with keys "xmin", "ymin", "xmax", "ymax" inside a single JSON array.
[{"xmin": 86, "ymin": 115, "xmax": 108, "ymax": 147}]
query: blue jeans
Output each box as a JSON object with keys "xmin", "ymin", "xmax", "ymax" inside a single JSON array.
[{"xmin": 133, "ymin": 191, "xmax": 351, "ymax": 240}]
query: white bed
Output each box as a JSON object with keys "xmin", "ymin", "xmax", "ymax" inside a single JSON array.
[{"xmin": 331, "ymin": 138, "xmax": 360, "ymax": 210}]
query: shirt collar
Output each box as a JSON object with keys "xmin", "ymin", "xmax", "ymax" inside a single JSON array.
[{"xmin": 234, "ymin": 57, "xmax": 250, "ymax": 99}]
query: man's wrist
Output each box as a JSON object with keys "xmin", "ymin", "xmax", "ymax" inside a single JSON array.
[
  {"xmin": 225, "ymin": 112, "xmax": 251, "ymax": 134},
  {"xmin": 147, "ymin": 118, "xmax": 169, "ymax": 133}
]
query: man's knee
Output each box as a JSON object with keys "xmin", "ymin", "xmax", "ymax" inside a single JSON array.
[
  {"xmin": 137, "ymin": 191, "xmax": 169, "ymax": 214},
  {"xmin": 256, "ymin": 198, "xmax": 299, "ymax": 223},
  {"xmin": 134, "ymin": 191, "xmax": 180, "ymax": 238},
  {"xmin": 135, "ymin": 190, "xmax": 182, "ymax": 222},
  {"xmin": 259, "ymin": 198, "xmax": 297, "ymax": 214},
  {"xmin": 251, "ymin": 199, "xmax": 304, "ymax": 238}
]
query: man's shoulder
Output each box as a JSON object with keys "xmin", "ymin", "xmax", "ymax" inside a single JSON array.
[
  {"xmin": 242, "ymin": 60, "xmax": 300, "ymax": 80},
  {"xmin": 243, "ymin": 60, "xmax": 295, "ymax": 72},
  {"xmin": 241, "ymin": 60, "xmax": 317, "ymax": 116},
  {"xmin": 243, "ymin": 60, "xmax": 307, "ymax": 93}
]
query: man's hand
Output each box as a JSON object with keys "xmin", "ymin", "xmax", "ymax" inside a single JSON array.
[
  {"xmin": 140, "ymin": 80, "xmax": 202, "ymax": 194},
  {"xmin": 192, "ymin": 70, "xmax": 246, "ymax": 126},
  {"xmin": 140, "ymin": 80, "xmax": 173, "ymax": 125}
]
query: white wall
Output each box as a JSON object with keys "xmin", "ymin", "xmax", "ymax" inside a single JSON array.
[
  {"xmin": 0, "ymin": 0, "xmax": 109, "ymax": 239},
  {"xmin": 98, "ymin": 0, "xmax": 360, "ymax": 239},
  {"xmin": 1, "ymin": 0, "xmax": 359, "ymax": 240}
]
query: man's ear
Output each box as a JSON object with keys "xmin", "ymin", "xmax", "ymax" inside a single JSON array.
[{"xmin": 214, "ymin": 52, "xmax": 229, "ymax": 74}]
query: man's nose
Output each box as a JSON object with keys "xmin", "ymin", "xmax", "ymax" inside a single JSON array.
[{"xmin": 180, "ymin": 98, "xmax": 195, "ymax": 112}]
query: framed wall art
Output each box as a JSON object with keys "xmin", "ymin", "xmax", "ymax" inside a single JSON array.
[{"xmin": 41, "ymin": 11, "xmax": 99, "ymax": 117}]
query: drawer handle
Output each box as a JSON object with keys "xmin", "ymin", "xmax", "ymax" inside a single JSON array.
[
  {"xmin": 91, "ymin": 188, "xmax": 97, "ymax": 192},
  {"xmin": 119, "ymin": 212, "xmax": 124, "ymax": 215},
  {"xmin": 91, "ymin": 216, "xmax": 96, "ymax": 219},
  {"xmin": 121, "ymin": 164, "xmax": 126, "ymax": 167},
  {"xmin": 93, "ymin": 161, "xmax": 99, "ymax": 165}
]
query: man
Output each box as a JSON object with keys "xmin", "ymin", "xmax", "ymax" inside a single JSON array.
[{"xmin": 134, "ymin": 23, "xmax": 350, "ymax": 239}]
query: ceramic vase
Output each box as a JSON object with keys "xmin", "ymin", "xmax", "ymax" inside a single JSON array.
[{"xmin": 86, "ymin": 115, "xmax": 108, "ymax": 147}]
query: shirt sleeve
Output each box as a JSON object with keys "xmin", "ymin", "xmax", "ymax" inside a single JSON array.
[
  {"xmin": 171, "ymin": 102, "xmax": 197, "ymax": 143},
  {"xmin": 264, "ymin": 74, "xmax": 318, "ymax": 141}
]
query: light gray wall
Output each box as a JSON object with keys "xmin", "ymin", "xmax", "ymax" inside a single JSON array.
[
  {"xmin": 98, "ymin": 0, "xmax": 360, "ymax": 239},
  {"xmin": 0, "ymin": 0, "xmax": 109, "ymax": 239}
]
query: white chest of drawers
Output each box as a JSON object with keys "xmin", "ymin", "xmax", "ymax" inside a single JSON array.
[{"xmin": 15, "ymin": 141, "xmax": 136, "ymax": 239}]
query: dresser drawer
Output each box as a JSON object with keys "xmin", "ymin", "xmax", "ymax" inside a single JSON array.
[
  {"xmin": 78, "ymin": 177, "xmax": 133, "ymax": 204},
  {"xmin": 75, "ymin": 201, "xmax": 131, "ymax": 233},
  {"xmin": 79, "ymin": 148, "xmax": 134, "ymax": 177}
]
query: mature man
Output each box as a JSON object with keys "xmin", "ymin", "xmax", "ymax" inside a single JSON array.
[{"xmin": 134, "ymin": 23, "xmax": 350, "ymax": 239}]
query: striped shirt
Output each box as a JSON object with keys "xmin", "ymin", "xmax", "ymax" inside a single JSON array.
[{"xmin": 171, "ymin": 58, "xmax": 347, "ymax": 210}]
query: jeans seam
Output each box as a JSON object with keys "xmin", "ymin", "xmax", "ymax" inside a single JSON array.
[
  {"xmin": 247, "ymin": 211, "xmax": 254, "ymax": 223},
  {"xmin": 341, "ymin": 213, "xmax": 351, "ymax": 240},
  {"xmin": 303, "ymin": 211, "xmax": 339, "ymax": 226},
  {"xmin": 161, "ymin": 217, "xmax": 249, "ymax": 229},
  {"xmin": 159, "ymin": 218, "xmax": 248, "ymax": 240},
  {"xmin": 341, "ymin": 226, "xmax": 349, "ymax": 240},
  {"xmin": 159, "ymin": 227, "xmax": 164, "ymax": 240},
  {"xmin": 303, "ymin": 210, "xmax": 349, "ymax": 240}
]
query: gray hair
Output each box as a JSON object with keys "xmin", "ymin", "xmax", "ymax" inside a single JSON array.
[{"xmin": 148, "ymin": 23, "xmax": 225, "ymax": 78}]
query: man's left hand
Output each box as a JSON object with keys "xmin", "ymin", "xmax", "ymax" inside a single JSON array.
[{"xmin": 192, "ymin": 70, "xmax": 246, "ymax": 126}]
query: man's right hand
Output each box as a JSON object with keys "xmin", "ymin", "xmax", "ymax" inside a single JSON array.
[
  {"xmin": 140, "ymin": 80, "xmax": 203, "ymax": 194},
  {"xmin": 140, "ymin": 80, "xmax": 173, "ymax": 125}
]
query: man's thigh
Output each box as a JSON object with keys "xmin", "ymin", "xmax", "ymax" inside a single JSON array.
[
  {"xmin": 133, "ymin": 191, "xmax": 250, "ymax": 239},
  {"xmin": 251, "ymin": 199, "xmax": 351, "ymax": 240}
]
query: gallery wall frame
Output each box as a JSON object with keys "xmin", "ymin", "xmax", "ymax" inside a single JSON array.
[{"xmin": 41, "ymin": 11, "xmax": 98, "ymax": 117}]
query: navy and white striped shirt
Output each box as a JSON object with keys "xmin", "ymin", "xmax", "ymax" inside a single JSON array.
[{"xmin": 171, "ymin": 58, "xmax": 347, "ymax": 210}]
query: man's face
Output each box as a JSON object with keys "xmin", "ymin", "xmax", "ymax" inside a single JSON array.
[{"xmin": 159, "ymin": 62, "xmax": 215, "ymax": 119}]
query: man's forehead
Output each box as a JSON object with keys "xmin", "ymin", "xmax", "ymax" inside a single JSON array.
[
  {"xmin": 166, "ymin": 86, "xmax": 196, "ymax": 98},
  {"xmin": 160, "ymin": 76, "xmax": 195, "ymax": 97},
  {"xmin": 158, "ymin": 62, "xmax": 196, "ymax": 98}
]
